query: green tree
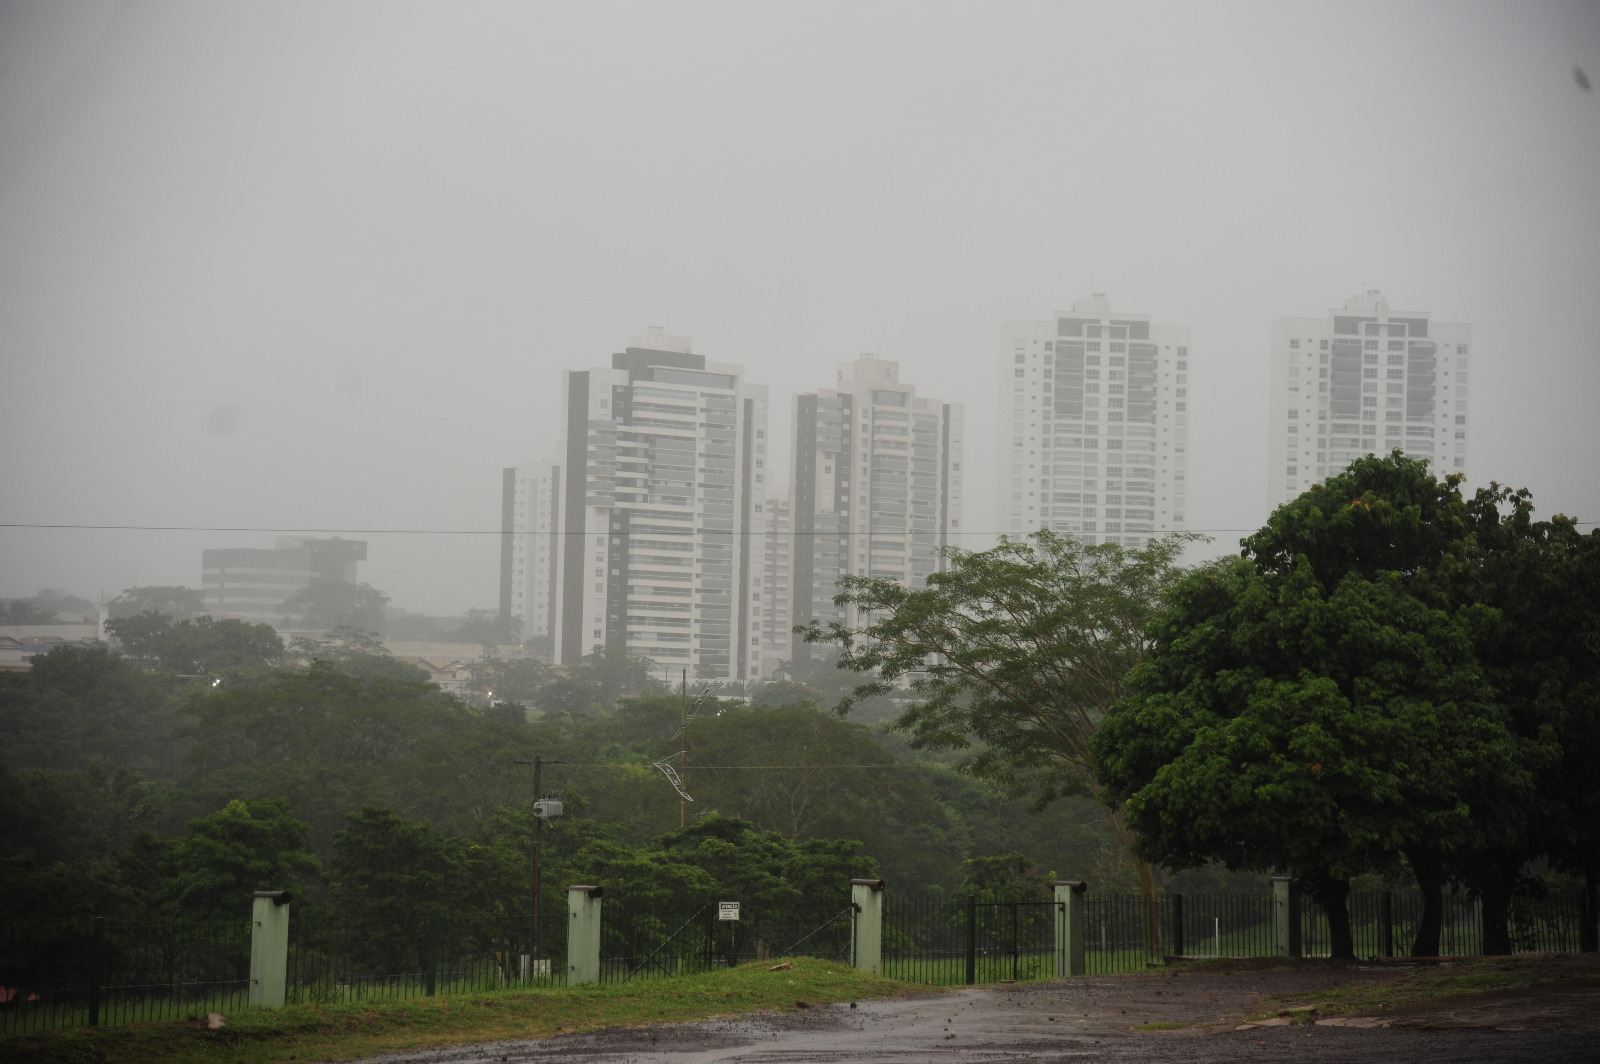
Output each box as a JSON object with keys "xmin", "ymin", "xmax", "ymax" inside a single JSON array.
[
  {"xmin": 289, "ymin": 627, "xmax": 428, "ymax": 683},
  {"xmin": 107, "ymin": 613, "xmax": 284, "ymax": 675},
  {"xmin": 1094, "ymin": 454, "xmax": 1560, "ymax": 957},
  {"xmin": 802, "ymin": 529, "xmax": 1200, "ymax": 939},
  {"xmin": 132, "ymin": 797, "xmax": 320, "ymax": 917},
  {"xmin": 470, "ymin": 656, "xmax": 553, "ymax": 707},
  {"xmin": 1, "ymin": 645, "xmax": 181, "ymax": 774},
  {"xmin": 0, "ymin": 597, "xmax": 60, "ymax": 625},
  {"xmin": 108, "ymin": 586, "xmax": 205, "ymax": 621},
  {"xmin": 571, "ymin": 646, "xmax": 663, "ymax": 705},
  {"xmin": 280, "ymin": 581, "xmax": 390, "ymax": 633},
  {"xmin": 1449, "ymin": 489, "xmax": 1600, "ymax": 951},
  {"xmin": 750, "ymin": 680, "xmax": 822, "ymax": 709},
  {"xmin": 447, "ymin": 608, "xmax": 523, "ymax": 648},
  {"xmin": 323, "ymin": 805, "xmax": 524, "ymax": 972}
]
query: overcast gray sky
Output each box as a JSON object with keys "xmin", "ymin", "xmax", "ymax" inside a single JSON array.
[{"xmin": 2, "ymin": 0, "xmax": 1597, "ymax": 616}]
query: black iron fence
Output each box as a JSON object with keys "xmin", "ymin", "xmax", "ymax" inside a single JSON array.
[
  {"xmin": 2, "ymin": 886, "xmax": 1591, "ymax": 1035},
  {"xmin": 0, "ymin": 917, "xmax": 252, "ymax": 1036},
  {"xmin": 600, "ymin": 895, "xmax": 856, "ymax": 982},
  {"xmin": 883, "ymin": 897, "xmax": 1068, "ymax": 985},
  {"xmin": 286, "ymin": 908, "xmax": 567, "ymax": 1004}
]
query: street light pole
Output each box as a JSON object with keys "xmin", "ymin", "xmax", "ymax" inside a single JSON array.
[{"xmin": 680, "ymin": 669, "xmax": 688, "ymax": 829}]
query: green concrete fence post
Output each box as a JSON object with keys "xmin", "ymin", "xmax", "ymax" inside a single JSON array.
[
  {"xmin": 1054, "ymin": 880, "xmax": 1087, "ymax": 977},
  {"xmin": 850, "ymin": 878, "xmax": 885, "ymax": 975},
  {"xmin": 1272, "ymin": 877, "xmax": 1302, "ymax": 959},
  {"xmin": 249, "ymin": 891, "xmax": 292, "ymax": 1008},
  {"xmin": 567, "ymin": 885, "xmax": 603, "ymax": 986}
]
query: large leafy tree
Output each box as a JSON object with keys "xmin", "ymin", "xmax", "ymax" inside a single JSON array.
[
  {"xmin": 122, "ymin": 797, "xmax": 321, "ymax": 917},
  {"xmin": 279, "ymin": 581, "xmax": 391, "ymax": 633},
  {"xmin": 108, "ymin": 586, "xmax": 205, "ymax": 621},
  {"xmin": 1, "ymin": 645, "xmax": 181, "ymax": 774},
  {"xmin": 801, "ymin": 530, "xmax": 1200, "ymax": 930},
  {"xmin": 107, "ymin": 613, "xmax": 284, "ymax": 676},
  {"xmin": 1453, "ymin": 490, "xmax": 1600, "ymax": 951},
  {"xmin": 1094, "ymin": 454, "xmax": 1583, "ymax": 956}
]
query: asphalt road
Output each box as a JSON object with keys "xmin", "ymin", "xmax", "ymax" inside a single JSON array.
[{"xmin": 352, "ymin": 963, "xmax": 1600, "ymax": 1064}]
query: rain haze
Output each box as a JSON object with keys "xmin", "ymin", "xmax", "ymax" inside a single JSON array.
[{"xmin": 1, "ymin": 0, "xmax": 1597, "ymax": 616}]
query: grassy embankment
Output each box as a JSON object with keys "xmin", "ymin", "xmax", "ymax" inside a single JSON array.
[{"xmin": 3, "ymin": 956, "xmax": 915, "ymax": 1064}]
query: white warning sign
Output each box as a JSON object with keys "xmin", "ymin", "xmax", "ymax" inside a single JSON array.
[{"xmin": 718, "ymin": 901, "xmax": 740, "ymax": 921}]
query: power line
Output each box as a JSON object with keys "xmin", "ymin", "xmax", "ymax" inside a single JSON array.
[{"xmin": 12, "ymin": 521, "xmax": 1589, "ymax": 537}]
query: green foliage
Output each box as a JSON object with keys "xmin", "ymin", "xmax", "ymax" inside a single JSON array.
[
  {"xmin": 0, "ymin": 645, "xmax": 181, "ymax": 774},
  {"xmin": 125, "ymin": 797, "xmax": 321, "ymax": 917},
  {"xmin": 470, "ymin": 656, "xmax": 554, "ymax": 706},
  {"xmin": 803, "ymin": 529, "xmax": 1202, "ymax": 807},
  {"xmin": 1093, "ymin": 453, "xmax": 1596, "ymax": 956},
  {"xmin": 279, "ymin": 581, "xmax": 391, "ymax": 632},
  {"xmin": 105, "ymin": 613, "xmax": 285, "ymax": 675},
  {"xmin": 108, "ymin": 586, "xmax": 205, "ymax": 621},
  {"xmin": 445, "ymin": 608, "xmax": 523, "ymax": 647},
  {"xmin": 0, "ymin": 596, "xmax": 61, "ymax": 625},
  {"xmin": 289, "ymin": 627, "xmax": 428, "ymax": 682},
  {"xmin": 750, "ymin": 680, "xmax": 822, "ymax": 709},
  {"xmin": 950, "ymin": 852, "xmax": 1054, "ymax": 904}
]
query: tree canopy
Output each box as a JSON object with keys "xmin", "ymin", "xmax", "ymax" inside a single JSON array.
[
  {"xmin": 1094, "ymin": 453, "xmax": 1597, "ymax": 956},
  {"xmin": 279, "ymin": 581, "xmax": 391, "ymax": 632},
  {"xmin": 108, "ymin": 586, "xmax": 205, "ymax": 621}
]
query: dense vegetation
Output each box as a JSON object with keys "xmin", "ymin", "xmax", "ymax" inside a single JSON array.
[
  {"xmin": 0, "ymin": 628, "xmax": 1141, "ymax": 926},
  {"xmin": 6, "ymin": 454, "xmax": 1592, "ymax": 960}
]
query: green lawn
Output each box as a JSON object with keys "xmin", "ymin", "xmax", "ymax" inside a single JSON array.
[{"xmin": 1, "ymin": 957, "xmax": 917, "ymax": 1064}]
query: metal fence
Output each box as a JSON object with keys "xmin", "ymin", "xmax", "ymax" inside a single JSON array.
[
  {"xmin": 600, "ymin": 896, "xmax": 857, "ymax": 982},
  {"xmin": 2, "ymin": 886, "xmax": 1590, "ymax": 1035},
  {"xmin": 0, "ymin": 917, "xmax": 252, "ymax": 1036},
  {"xmin": 286, "ymin": 908, "xmax": 567, "ymax": 1004},
  {"xmin": 883, "ymin": 897, "xmax": 1071, "ymax": 985}
]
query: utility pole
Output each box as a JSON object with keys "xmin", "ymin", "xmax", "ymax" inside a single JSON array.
[
  {"xmin": 532, "ymin": 754, "xmax": 543, "ymax": 965},
  {"xmin": 516, "ymin": 755, "xmax": 564, "ymax": 977},
  {"xmin": 679, "ymin": 669, "xmax": 688, "ymax": 829}
]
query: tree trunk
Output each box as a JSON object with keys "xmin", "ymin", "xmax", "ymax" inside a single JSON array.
[
  {"xmin": 1302, "ymin": 873, "xmax": 1355, "ymax": 960},
  {"xmin": 1479, "ymin": 868, "xmax": 1514, "ymax": 956},
  {"xmin": 1108, "ymin": 808, "xmax": 1163, "ymax": 956},
  {"xmin": 1406, "ymin": 847, "xmax": 1444, "ymax": 957}
]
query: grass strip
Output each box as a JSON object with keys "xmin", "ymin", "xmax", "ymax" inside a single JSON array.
[{"xmin": 2, "ymin": 957, "xmax": 917, "ymax": 1064}]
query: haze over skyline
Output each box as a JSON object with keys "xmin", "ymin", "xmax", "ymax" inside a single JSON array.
[{"xmin": 2, "ymin": 1, "xmax": 1596, "ymax": 615}]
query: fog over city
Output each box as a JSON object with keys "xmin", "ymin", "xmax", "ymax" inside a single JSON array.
[{"xmin": 2, "ymin": 0, "xmax": 1596, "ymax": 616}]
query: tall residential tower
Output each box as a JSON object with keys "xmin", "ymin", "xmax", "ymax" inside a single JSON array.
[
  {"xmin": 1267, "ymin": 291, "xmax": 1471, "ymax": 508},
  {"xmin": 551, "ymin": 328, "xmax": 769, "ymax": 680},
  {"xmin": 499, "ymin": 459, "xmax": 561, "ymax": 642},
  {"xmin": 997, "ymin": 296, "xmax": 1190, "ymax": 546},
  {"xmin": 789, "ymin": 355, "xmax": 963, "ymax": 658}
]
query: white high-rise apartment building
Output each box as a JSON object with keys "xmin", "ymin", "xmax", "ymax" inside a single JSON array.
[
  {"xmin": 552, "ymin": 328, "xmax": 770, "ymax": 680},
  {"xmin": 1267, "ymin": 291, "xmax": 1471, "ymax": 508},
  {"xmin": 789, "ymin": 355, "xmax": 963, "ymax": 656},
  {"xmin": 997, "ymin": 296, "xmax": 1190, "ymax": 546},
  {"xmin": 499, "ymin": 460, "xmax": 560, "ymax": 641},
  {"xmin": 753, "ymin": 495, "xmax": 791, "ymax": 678}
]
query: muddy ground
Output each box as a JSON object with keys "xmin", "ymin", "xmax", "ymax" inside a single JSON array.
[{"xmin": 355, "ymin": 958, "xmax": 1600, "ymax": 1063}]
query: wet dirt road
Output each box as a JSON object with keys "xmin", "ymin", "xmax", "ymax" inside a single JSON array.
[{"xmin": 355, "ymin": 964, "xmax": 1600, "ymax": 1064}]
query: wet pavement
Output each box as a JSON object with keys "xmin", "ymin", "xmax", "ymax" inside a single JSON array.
[{"xmin": 352, "ymin": 963, "xmax": 1600, "ymax": 1064}]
